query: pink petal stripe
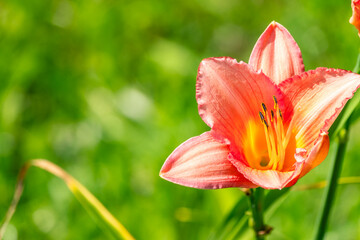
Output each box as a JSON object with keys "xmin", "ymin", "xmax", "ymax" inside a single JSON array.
[
  {"xmin": 299, "ymin": 133, "xmax": 330, "ymax": 178},
  {"xmin": 160, "ymin": 131, "xmax": 256, "ymax": 189},
  {"xmin": 249, "ymin": 22, "xmax": 305, "ymax": 85},
  {"xmin": 228, "ymin": 153, "xmax": 304, "ymax": 189},
  {"xmin": 196, "ymin": 57, "xmax": 285, "ymax": 151},
  {"xmin": 279, "ymin": 68, "xmax": 360, "ymax": 150}
]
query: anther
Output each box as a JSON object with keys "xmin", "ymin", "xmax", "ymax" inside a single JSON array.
[
  {"xmin": 279, "ymin": 109, "xmax": 283, "ymax": 120},
  {"xmin": 261, "ymin": 103, "xmax": 267, "ymax": 113},
  {"xmin": 273, "ymin": 96, "xmax": 278, "ymax": 109},
  {"xmin": 271, "ymin": 110, "xmax": 274, "ymax": 121},
  {"xmin": 259, "ymin": 111, "xmax": 265, "ymax": 123},
  {"xmin": 263, "ymin": 119, "xmax": 269, "ymax": 128}
]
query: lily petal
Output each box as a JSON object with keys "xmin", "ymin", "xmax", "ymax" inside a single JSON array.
[
  {"xmin": 280, "ymin": 68, "xmax": 360, "ymax": 149},
  {"xmin": 160, "ymin": 131, "xmax": 256, "ymax": 189},
  {"xmin": 249, "ymin": 22, "xmax": 305, "ymax": 84},
  {"xmin": 196, "ymin": 57, "xmax": 285, "ymax": 150},
  {"xmin": 299, "ymin": 132, "xmax": 330, "ymax": 178},
  {"xmin": 228, "ymin": 153, "xmax": 304, "ymax": 189}
]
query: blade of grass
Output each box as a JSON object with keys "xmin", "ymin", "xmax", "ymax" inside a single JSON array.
[
  {"xmin": 293, "ymin": 176, "xmax": 360, "ymax": 191},
  {"xmin": 0, "ymin": 159, "xmax": 134, "ymax": 240},
  {"xmin": 312, "ymin": 52, "xmax": 360, "ymax": 240},
  {"xmin": 313, "ymin": 123, "xmax": 350, "ymax": 240},
  {"xmin": 0, "ymin": 162, "xmax": 30, "ymax": 240}
]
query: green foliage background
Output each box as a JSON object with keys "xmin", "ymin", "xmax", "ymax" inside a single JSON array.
[{"xmin": 0, "ymin": 0, "xmax": 359, "ymax": 239}]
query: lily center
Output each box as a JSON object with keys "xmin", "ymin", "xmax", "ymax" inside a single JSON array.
[{"xmin": 243, "ymin": 96, "xmax": 296, "ymax": 171}]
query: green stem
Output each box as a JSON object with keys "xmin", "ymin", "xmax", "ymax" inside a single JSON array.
[
  {"xmin": 353, "ymin": 51, "xmax": 360, "ymax": 74},
  {"xmin": 247, "ymin": 188, "xmax": 267, "ymax": 240},
  {"xmin": 313, "ymin": 121, "xmax": 350, "ymax": 240}
]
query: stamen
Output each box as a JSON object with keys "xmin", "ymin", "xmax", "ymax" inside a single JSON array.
[
  {"xmin": 277, "ymin": 111, "xmax": 285, "ymax": 140},
  {"xmin": 273, "ymin": 96, "xmax": 278, "ymax": 109},
  {"xmin": 274, "ymin": 120, "xmax": 285, "ymax": 170},
  {"xmin": 261, "ymin": 103, "xmax": 267, "ymax": 113},
  {"xmin": 259, "ymin": 111, "xmax": 265, "ymax": 123},
  {"xmin": 262, "ymin": 122, "xmax": 274, "ymax": 168},
  {"xmin": 263, "ymin": 119, "xmax": 269, "ymax": 128},
  {"xmin": 264, "ymin": 106, "xmax": 277, "ymax": 168},
  {"xmin": 256, "ymin": 99, "xmax": 289, "ymax": 171}
]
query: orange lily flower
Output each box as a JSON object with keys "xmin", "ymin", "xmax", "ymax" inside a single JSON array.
[
  {"xmin": 350, "ymin": 0, "xmax": 360, "ymax": 36},
  {"xmin": 160, "ymin": 22, "xmax": 360, "ymax": 189}
]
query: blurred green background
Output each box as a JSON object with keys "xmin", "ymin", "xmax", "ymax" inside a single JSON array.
[{"xmin": 0, "ymin": 0, "xmax": 359, "ymax": 239}]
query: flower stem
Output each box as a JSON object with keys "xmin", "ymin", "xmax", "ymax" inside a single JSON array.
[
  {"xmin": 313, "ymin": 121, "xmax": 350, "ymax": 240},
  {"xmin": 247, "ymin": 188, "xmax": 269, "ymax": 240}
]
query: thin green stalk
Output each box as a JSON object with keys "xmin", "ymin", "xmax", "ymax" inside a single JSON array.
[
  {"xmin": 247, "ymin": 188, "xmax": 270, "ymax": 240},
  {"xmin": 353, "ymin": 51, "xmax": 360, "ymax": 74},
  {"xmin": 313, "ymin": 51, "xmax": 360, "ymax": 240},
  {"xmin": 313, "ymin": 122, "xmax": 350, "ymax": 240}
]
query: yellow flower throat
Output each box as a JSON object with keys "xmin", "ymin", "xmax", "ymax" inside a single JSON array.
[{"xmin": 244, "ymin": 96, "xmax": 296, "ymax": 171}]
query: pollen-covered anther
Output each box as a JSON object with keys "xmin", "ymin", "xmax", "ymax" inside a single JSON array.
[
  {"xmin": 273, "ymin": 96, "xmax": 278, "ymax": 109},
  {"xmin": 263, "ymin": 119, "xmax": 269, "ymax": 128},
  {"xmin": 261, "ymin": 103, "xmax": 267, "ymax": 113},
  {"xmin": 259, "ymin": 111, "xmax": 265, "ymax": 123},
  {"xmin": 258, "ymin": 111, "xmax": 269, "ymax": 128}
]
